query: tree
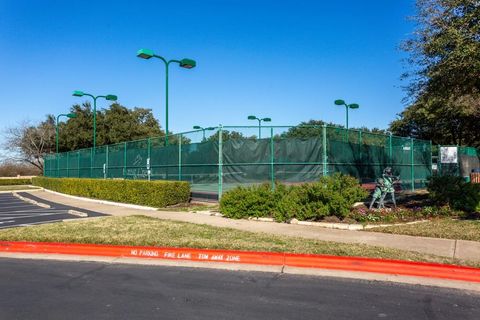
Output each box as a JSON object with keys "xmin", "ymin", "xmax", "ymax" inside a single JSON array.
[
  {"xmin": 391, "ymin": 0, "xmax": 480, "ymax": 147},
  {"xmin": 58, "ymin": 103, "xmax": 164, "ymax": 151},
  {"xmin": 0, "ymin": 160, "xmax": 41, "ymax": 176},
  {"xmin": 3, "ymin": 103, "xmax": 165, "ymax": 171},
  {"xmin": 207, "ymin": 130, "xmax": 246, "ymax": 142},
  {"xmin": 3, "ymin": 117, "xmax": 55, "ymax": 171},
  {"xmin": 280, "ymin": 120, "xmax": 388, "ymax": 139}
]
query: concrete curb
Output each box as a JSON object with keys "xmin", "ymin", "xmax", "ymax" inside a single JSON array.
[
  {"xmin": 0, "ymin": 241, "xmax": 479, "ymax": 286},
  {"xmin": 12, "ymin": 192, "xmax": 51, "ymax": 208},
  {"xmin": 289, "ymin": 218, "xmax": 430, "ymax": 230},
  {"xmin": 42, "ymin": 189, "xmax": 158, "ymax": 211},
  {"xmin": 67, "ymin": 210, "xmax": 89, "ymax": 217}
]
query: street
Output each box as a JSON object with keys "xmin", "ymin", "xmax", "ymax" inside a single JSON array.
[{"xmin": 0, "ymin": 257, "xmax": 478, "ymax": 320}]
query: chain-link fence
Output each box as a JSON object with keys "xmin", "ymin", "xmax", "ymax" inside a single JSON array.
[{"xmin": 44, "ymin": 125, "xmax": 433, "ymax": 199}]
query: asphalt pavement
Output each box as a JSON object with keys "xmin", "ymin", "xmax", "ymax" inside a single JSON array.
[
  {"xmin": 0, "ymin": 257, "xmax": 478, "ymax": 320},
  {"xmin": 0, "ymin": 192, "xmax": 105, "ymax": 229}
]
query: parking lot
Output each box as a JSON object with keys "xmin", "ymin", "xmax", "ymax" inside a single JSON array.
[{"xmin": 0, "ymin": 192, "xmax": 106, "ymax": 229}]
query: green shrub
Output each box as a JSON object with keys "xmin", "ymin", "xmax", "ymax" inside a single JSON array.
[
  {"xmin": 427, "ymin": 176, "xmax": 480, "ymax": 212},
  {"xmin": 0, "ymin": 178, "xmax": 32, "ymax": 186},
  {"xmin": 32, "ymin": 177, "xmax": 190, "ymax": 208},
  {"xmin": 276, "ymin": 173, "xmax": 368, "ymax": 221},
  {"xmin": 220, "ymin": 174, "xmax": 368, "ymax": 221},
  {"xmin": 220, "ymin": 183, "xmax": 287, "ymax": 219}
]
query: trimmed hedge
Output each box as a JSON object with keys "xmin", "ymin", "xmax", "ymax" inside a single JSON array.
[
  {"xmin": 0, "ymin": 178, "xmax": 32, "ymax": 186},
  {"xmin": 33, "ymin": 177, "xmax": 190, "ymax": 208},
  {"xmin": 220, "ymin": 173, "xmax": 368, "ymax": 222}
]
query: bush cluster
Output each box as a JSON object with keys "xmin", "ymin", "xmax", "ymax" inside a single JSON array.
[
  {"xmin": 427, "ymin": 176, "xmax": 480, "ymax": 212},
  {"xmin": 33, "ymin": 177, "xmax": 190, "ymax": 208},
  {"xmin": 0, "ymin": 178, "xmax": 32, "ymax": 186},
  {"xmin": 220, "ymin": 173, "xmax": 368, "ymax": 222}
]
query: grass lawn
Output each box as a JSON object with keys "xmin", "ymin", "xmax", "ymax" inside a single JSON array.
[
  {"xmin": 368, "ymin": 218, "xmax": 480, "ymax": 242},
  {"xmin": 158, "ymin": 203, "xmax": 219, "ymax": 212},
  {"xmin": 0, "ymin": 185, "xmax": 39, "ymax": 191},
  {"xmin": 0, "ymin": 215, "xmax": 477, "ymax": 267}
]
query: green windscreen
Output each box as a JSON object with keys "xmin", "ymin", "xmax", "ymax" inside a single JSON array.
[{"xmin": 45, "ymin": 125, "xmax": 434, "ymax": 196}]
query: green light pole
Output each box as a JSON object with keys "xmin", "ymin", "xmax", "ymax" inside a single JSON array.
[
  {"xmin": 137, "ymin": 49, "xmax": 196, "ymax": 145},
  {"xmin": 72, "ymin": 91, "xmax": 117, "ymax": 149},
  {"xmin": 193, "ymin": 126, "xmax": 215, "ymax": 141},
  {"xmin": 334, "ymin": 99, "xmax": 359, "ymax": 130},
  {"xmin": 55, "ymin": 113, "xmax": 77, "ymax": 177},
  {"xmin": 55, "ymin": 113, "xmax": 77, "ymax": 154},
  {"xmin": 248, "ymin": 115, "xmax": 271, "ymax": 139}
]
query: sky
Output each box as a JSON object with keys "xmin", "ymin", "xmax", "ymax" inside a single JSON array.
[{"xmin": 0, "ymin": 0, "xmax": 416, "ymax": 150}]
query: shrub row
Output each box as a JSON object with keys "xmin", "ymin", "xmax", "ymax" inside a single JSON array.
[
  {"xmin": 427, "ymin": 176, "xmax": 480, "ymax": 212},
  {"xmin": 220, "ymin": 173, "xmax": 368, "ymax": 222},
  {"xmin": 33, "ymin": 177, "xmax": 190, "ymax": 208},
  {"xmin": 0, "ymin": 178, "xmax": 32, "ymax": 186}
]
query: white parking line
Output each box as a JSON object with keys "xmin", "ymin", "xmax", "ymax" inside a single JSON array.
[
  {"xmin": 0, "ymin": 220, "xmax": 15, "ymax": 224},
  {"xmin": 0, "ymin": 212, "xmax": 70, "ymax": 220},
  {"xmin": 0, "ymin": 209, "xmax": 68, "ymax": 214},
  {"xmin": 0, "ymin": 219, "xmax": 72, "ymax": 229},
  {"xmin": 0, "ymin": 205, "xmax": 41, "ymax": 210}
]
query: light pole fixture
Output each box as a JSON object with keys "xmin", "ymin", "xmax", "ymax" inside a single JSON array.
[
  {"xmin": 248, "ymin": 115, "xmax": 271, "ymax": 139},
  {"xmin": 193, "ymin": 125, "xmax": 215, "ymax": 141},
  {"xmin": 72, "ymin": 91, "xmax": 117, "ymax": 149},
  {"xmin": 137, "ymin": 48, "xmax": 196, "ymax": 145},
  {"xmin": 55, "ymin": 113, "xmax": 77, "ymax": 154},
  {"xmin": 334, "ymin": 99, "xmax": 359, "ymax": 130}
]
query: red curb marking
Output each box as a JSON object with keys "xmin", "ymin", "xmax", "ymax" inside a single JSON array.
[{"xmin": 1, "ymin": 241, "xmax": 479, "ymax": 283}]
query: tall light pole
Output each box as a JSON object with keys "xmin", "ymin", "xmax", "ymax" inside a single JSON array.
[
  {"xmin": 55, "ymin": 112, "xmax": 77, "ymax": 177},
  {"xmin": 193, "ymin": 125, "xmax": 215, "ymax": 141},
  {"xmin": 55, "ymin": 113, "xmax": 77, "ymax": 154},
  {"xmin": 334, "ymin": 99, "xmax": 359, "ymax": 130},
  {"xmin": 137, "ymin": 48, "xmax": 196, "ymax": 145},
  {"xmin": 248, "ymin": 115, "xmax": 271, "ymax": 139},
  {"xmin": 72, "ymin": 91, "xmax": 117, "ymax": 149}
]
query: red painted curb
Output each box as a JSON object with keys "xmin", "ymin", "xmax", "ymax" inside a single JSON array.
[{"xmin": 1, "ymin": 241, "xmax": 479, "ymax": 283}]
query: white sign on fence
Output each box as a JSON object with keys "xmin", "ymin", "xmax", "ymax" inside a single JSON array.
[{"xmin": 440, "ymin": 147, "xmax": 458, "ymax": 164}]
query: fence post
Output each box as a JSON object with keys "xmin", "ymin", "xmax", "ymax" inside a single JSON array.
[
  {"xmin": 437, "ymin": 144, "xmax": 441, "ymax": 176},
  {"xmin": 322, "ymin": 124, "xmax": 328, "ymax": 176},
  {"xmin": 429, "ymin": 140, "xmax": 432, "ymax": 179},
  {"xmin": 389, "ymin": 133, "xmax": 393, "ymax": 165},
  {"xmin": 105, "ymin": 145, "xmax": 109, "ymax": 179},
  {"xmin": 66, "ymin": 152, "xmax": 69, "ymax": 178},
  {"xmin": 56, "ymin": 153, "xmax": 59, "ymax": 177},
  {"xmin": 410, "ymin": 138, "xmax": 415, "ymax": 192},
  {"xmin": 358, "ymin": 130, "xmax": 362, "ymax": 163},
  {"xmin": 270, "ymin": 127, "xmax": 275, "ymax": 191},
  {"xmin": 218, "ymin": 125, "xmax": 223, "ymax": 199},
  {"xmin": 147, "ymin": 138, "xmax": 151, "ymax": 181},
  {"xmin": 123, "ymin": 142, "xmax": 127, "ymax": 179},
  {"xmin": 178, "ymin": 134, "xmax": 182, "ymax": 181},
  {"xmin": 77, "ymin": 151, "xmax": 80, "ymax": 178},
  {"xmin": 88, "ymin": 148, "xmax": 92, "ymax": 178}
]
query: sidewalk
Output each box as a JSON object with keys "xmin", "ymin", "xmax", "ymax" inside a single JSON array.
[{"xmin": 24, "ymin": 190, "xmax": 480, "ymax": 262}]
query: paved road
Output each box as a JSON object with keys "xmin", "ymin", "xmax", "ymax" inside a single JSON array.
[
  {"xmin": 0, "ymin": 258, "xmax": 478, "ymax": 320},
  {"xmin": 0, "ymin": 193, "xmax": 105, "ymax": 229}
]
